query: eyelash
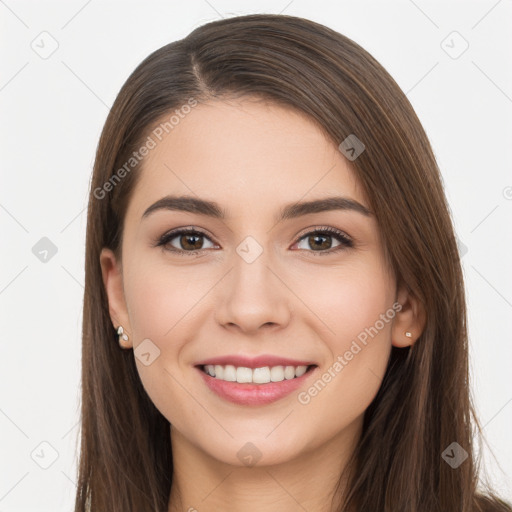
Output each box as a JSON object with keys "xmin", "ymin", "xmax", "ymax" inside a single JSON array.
[{"xmin": 154, "ymin": 226, "xmax": 354, "ymax": 257}]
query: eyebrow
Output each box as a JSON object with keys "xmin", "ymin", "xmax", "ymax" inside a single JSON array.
[{"xmin": 141, "ymin": 194, "xmax": 373, "ymax": 222}]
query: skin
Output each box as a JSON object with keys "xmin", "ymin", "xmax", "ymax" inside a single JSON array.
[{"xmin": 100, "ymin": 96, "xmax": 425, "ymax": 512}]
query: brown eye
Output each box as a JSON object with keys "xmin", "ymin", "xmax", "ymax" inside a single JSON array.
[
  {"xmin": 305, "ymin": 233, "xmax": 333, "ymax": 251},
  {"xmin": 294, "ymin": 227, "xmax": 353, "ymax": 255},
  {"xmin": 179, "ymin": 233, "xmax": 204, "ymax": 250},
  {"xmin": 157, "ymin": 229, "xmax": 216, "ymax": 254}
]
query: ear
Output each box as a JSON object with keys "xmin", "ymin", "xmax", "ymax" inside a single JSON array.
[
  {"xmin": 99, "ymin": 247, "xmax": 133, "ymax": 349},
  {"xmin": 391, "ymin": 283, "xmax": 426, "ymax": 348}
]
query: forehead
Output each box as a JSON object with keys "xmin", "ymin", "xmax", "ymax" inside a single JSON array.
[{"xmin": 126, "ymin": 97, "xmax": 368, "ymax": 221}]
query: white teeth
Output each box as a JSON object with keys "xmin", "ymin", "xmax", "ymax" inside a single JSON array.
[
  {"xmin": 295, "ymin": 366, "xmax": 307, "ymax": 377},
  {"xmin": 223, "ymin": 365, "xmax": 236, "ymax": 381},
  {"xmin": 214, "ymin": 365, "xmax": 223, "ymax": 379},
  {"xmin": 270, "ymin": 365, "xmax": 284, "ymax": 382},
  {"xmin": 202, "ymin": 364, "xmax": 312, "ymax": 384},
  {"xmin": 236, "ymin": 367, "xmax": 253, "ymax": 383},
  {"xmin": 253, "ymin": 367, "xmax": 271, "ymax": 383},
  {"xmin": 284, "ymin": 366, "xmax": 296, "ymax": 379}
]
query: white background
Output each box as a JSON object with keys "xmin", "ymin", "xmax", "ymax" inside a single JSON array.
[{"xmin": 1, "ymin": 1, "xmax": 511, "ymax": 510}]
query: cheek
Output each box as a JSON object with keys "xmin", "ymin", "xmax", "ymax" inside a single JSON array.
[
  {"xmin": 124, "ymin": 259, "xmax": 207, "ymax": 340},
  {"xmin": 121, "ymin": 261, "xmax": 219, "ymax": 420},
  {"xmin": 291, "ymin": 257, "xmax": 394, "ymax": 345},
  {"xmin": 291, "ymin": 261, "xmax": 395, "ymax": 441},
  {"xmin": 121, "ymin": 265, "xmax": 197, "ymax": 426}
]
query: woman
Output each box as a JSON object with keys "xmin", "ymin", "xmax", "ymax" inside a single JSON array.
[{"xmin": 75, "ymin": 13, "xmax": 512, "ymax": 512}]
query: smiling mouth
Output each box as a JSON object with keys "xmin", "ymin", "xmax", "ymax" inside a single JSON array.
[{"xmin": 198, "ymin": 363, "xmax": 317, "ymax": 384}]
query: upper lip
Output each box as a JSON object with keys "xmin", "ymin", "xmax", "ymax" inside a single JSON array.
[{"xmin": 195, "ymin": 354, "xmax": 317, "ymax": 369}]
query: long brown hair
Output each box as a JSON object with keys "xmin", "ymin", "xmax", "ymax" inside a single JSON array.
[{"xmin": 75, "ymin": 13, "xmax": 512, "ymax": 512}]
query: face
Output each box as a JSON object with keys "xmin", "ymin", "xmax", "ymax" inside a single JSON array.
[{"xmin": 101, "ymin": 96, "xmax": 416, "ymax": 468}]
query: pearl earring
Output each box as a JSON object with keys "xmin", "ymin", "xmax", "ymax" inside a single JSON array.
[
  {"xmin": 117, "ymin": 325, "xmax": 129, "ymax": 342},
  {"xmin": 405, "ymin": 331, "xmax": 412, "ymax": 338}
]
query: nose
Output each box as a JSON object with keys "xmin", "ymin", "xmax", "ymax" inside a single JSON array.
[{"xmin": 214, "ymin": 248, "xmax": 292, "ymax": 335}]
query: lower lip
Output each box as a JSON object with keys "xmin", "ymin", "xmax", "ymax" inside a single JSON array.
[{"xmin": 196, "ymin": 365, "xmax": 318, "ymax": 406}]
